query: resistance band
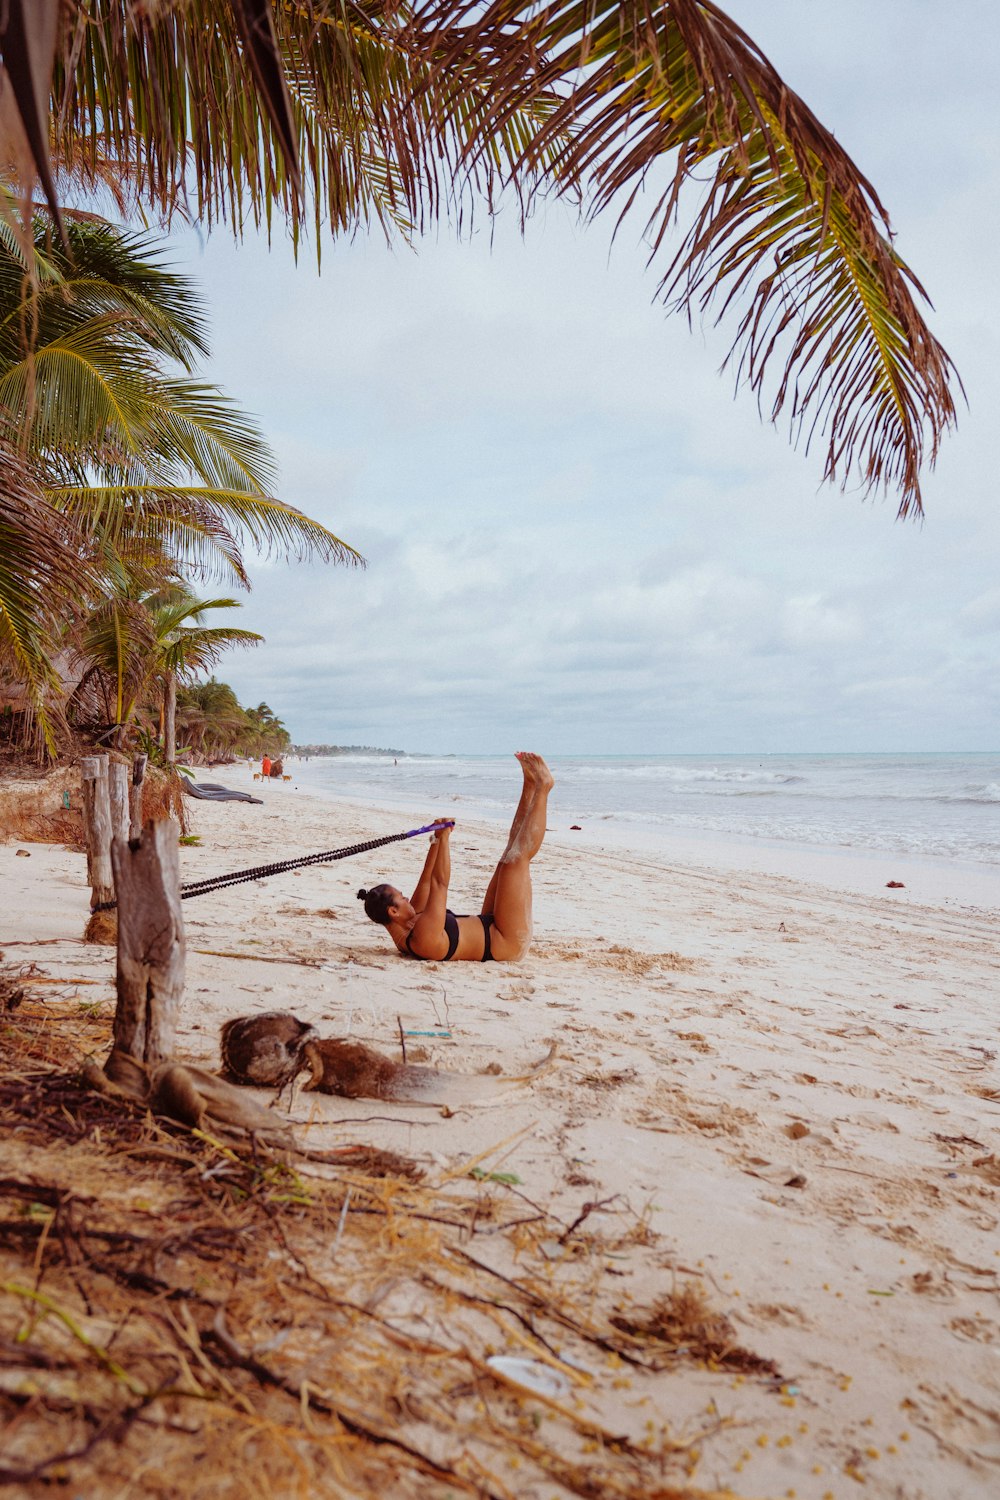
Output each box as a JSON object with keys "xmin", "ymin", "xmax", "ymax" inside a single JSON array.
[{"xmin": 92, "ymin": 820, "xmax": 455, "ymax": 912}]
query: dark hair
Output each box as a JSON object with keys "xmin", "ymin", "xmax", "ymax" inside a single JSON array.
[{"xmin": 357, "ymin": 883, "xmax": 395, "ymax": 925}]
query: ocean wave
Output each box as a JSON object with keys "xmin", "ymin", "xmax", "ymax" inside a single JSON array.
[{"xmin": 566, "ymin": 763, "xmax": 805, "ymax": 786}]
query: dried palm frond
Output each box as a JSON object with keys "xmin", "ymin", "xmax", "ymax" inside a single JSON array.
[{"xmin": 0, "ymin": 436, "xmax": 85, "ymax": 753}]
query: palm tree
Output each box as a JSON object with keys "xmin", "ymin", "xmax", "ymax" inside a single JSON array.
[
  {"xmin": 243, "ymin": 701, "xmax": 291, "ymax": 759},
  {"xmin": 176, "ymin": 678, "xmax": 249, "ymax": 761},
  {"xmin": 146, "ymin": 585, "xmax": 263, "ymax": 763},
  {"xmin": 0, "ymin": 216, "xmax": 361, "ymax": 748},
  {"xmin": 0, "ymin": 218, "xmax": 360, "ymax": 584},
  {"xmin": 0, "ymin": 0, "xmax": 957, "ymax": 513}
]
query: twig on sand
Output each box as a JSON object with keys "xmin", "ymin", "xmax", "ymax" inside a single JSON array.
[
  {"xmin": 397, "ymin": 1014, "xmax": 407, "ymax": 1063},
  {"xmin": 559, "ymin": 1195, "xmax": 621, "ymax": 1245},
  {"xmin": 193, "ymin": 947, "xmax": 323, "ymax": 967}
]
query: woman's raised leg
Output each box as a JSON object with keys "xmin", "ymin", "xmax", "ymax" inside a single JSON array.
[
  {"xmin": 485, "ymin": 754, "xmax": 553, "ymax": 960},
  {"xmin": 481, "ymin": 752, "xmax": 543, "ymax": 915}
]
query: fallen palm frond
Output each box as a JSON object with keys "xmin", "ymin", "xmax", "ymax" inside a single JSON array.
[{"xmin": 1, "ymin": 981, "xmax": 763, "ymax": 1498}]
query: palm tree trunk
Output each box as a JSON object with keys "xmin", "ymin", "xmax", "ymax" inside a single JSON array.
[{"xmin": 164, "ymin": 673, "xmax": 177, "ymax": 765}]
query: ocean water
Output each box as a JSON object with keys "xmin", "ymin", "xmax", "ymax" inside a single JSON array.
[{"xmin": 286, "ymin": 752, "xmax": 1000, "ymax": 870}]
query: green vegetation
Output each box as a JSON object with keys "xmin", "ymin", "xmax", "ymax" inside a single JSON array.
[
  {"xmin": 0, "ymin": 220, "xmax": 356, "ymax": 758},
  {"xmin": 178, "ymin": 686, "xmax": 290, "ymax": 763}
]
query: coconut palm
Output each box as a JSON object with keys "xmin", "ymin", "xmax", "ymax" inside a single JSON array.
[
  {"xmin": 175, "ymin": 678, "xmax": 248, "ymax": 761},
  {"xmin": 0, "ymin": 0, "xmax": 958, "ymax": 513},
  {"xmin": 243, "ymin": 700, "xmax": 291, "ymax": 758},
  {"xmin": 146, "ymin": 584, "xmax": 263, "ymax": 763},
  {"xmin": 72, "ymin": 567, "xmax": 263, "ymax": 756},
  {"xmin": 0, "ymin": 218, "xmax": 360, "ymax": 584},
  {"xmin": 0, "ymin": 215, "xmax": 361, "ymax": 747}
]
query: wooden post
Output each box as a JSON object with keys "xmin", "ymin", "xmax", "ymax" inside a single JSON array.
[
  {"xmin": 110, "ymin": 819, "xmax": 185, "ymax": 1065},
  {"xmin": 129, "ymin": 754, "xmax": 147, "ymax": 841},
  {"xmin": 108, "ymin": 759, "xmax": 129, "ymax": 845},
  {"xmin": 81, "ymin": 755, "xmax": 114, "ymax": 910}
]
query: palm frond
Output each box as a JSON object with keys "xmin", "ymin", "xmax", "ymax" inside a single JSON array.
[
  {"xmin": 412, "ymin": 0, "xmax": 959, "ymax": 512},
  {"xmin": 6, "ymin": 0, "xmax": 960, "ymax": 510},
  {"xmin": 48, "ymin": 484, "xmax": 363, "ymax": 571}
]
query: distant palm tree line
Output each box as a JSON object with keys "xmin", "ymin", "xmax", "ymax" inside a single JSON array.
[{"xmin": 175, "ymin": 684, "xmax": 290, "ymax": 765}]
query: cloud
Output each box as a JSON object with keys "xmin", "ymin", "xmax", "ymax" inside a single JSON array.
[{"xmin": 173, "ymin": 0, "xmax": 999, "ymax": 753}]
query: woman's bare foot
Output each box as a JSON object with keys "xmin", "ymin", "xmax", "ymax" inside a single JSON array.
[{"xmin": 515, "ymin": 751, "xmax": 554, "ymax": 791}]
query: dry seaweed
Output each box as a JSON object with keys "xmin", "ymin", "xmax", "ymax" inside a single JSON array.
[
  {"xmin": 610, "ymin": 1282, "xmax": 782, "ymax": 1377},
  {"xmin": 1, "ymin": 976, "xmax": 750, "ymax": 1499}
]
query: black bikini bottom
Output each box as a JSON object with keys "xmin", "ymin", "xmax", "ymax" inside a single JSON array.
[{"xmin": 480, "ymin": 913, "xmax": 495, "ymax": 962}]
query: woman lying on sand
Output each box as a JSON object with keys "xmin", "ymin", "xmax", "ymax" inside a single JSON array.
[{"xmin": 357, "ymin": 752, "xmax": 553, "ymax": 962}]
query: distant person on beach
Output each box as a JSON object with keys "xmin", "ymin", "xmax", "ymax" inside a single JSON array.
[
  {"xmin": 358, "ymin": 752, "xmax": 553, "ymax": 962},
  {"xmin": 261, "ymin": 755, "xmax": 271, "ymax": 778}
]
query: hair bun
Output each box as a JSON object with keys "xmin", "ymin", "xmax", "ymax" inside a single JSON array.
[{"xmin": 356, "ymin": 888, "xmax": 368, "ymax": 901}]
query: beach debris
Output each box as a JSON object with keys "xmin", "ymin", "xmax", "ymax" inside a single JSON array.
[
  {"xmin": 744, "ymin": 1159, "xmax": 808, "ymax": 1188},
  {"xmin": 0, "ymin": 975, "xmax": 25, "ymax": 1011},
  {"xmin": 610, "ymin": 1283, "xmax": 782, "ymax": 1377},
  {"xmin": 485, "ymin": 1355, "xmax": 573, "ymax": 1399},
  {"xmin": 220, "ymin": 1010, "xmax": 317, "ymax": 1088},
  {"xmin": 301, "ymin": 1038, "xmax": 557, "ymax": 1106},
  {"xmin": 15, "ymin": 847, "xmax": 30, "ymax": 857},
  {"xmin": 84, "ymin": 1047, "xmax": 297, "ymax": 1149},
  {"xmin": 886, "ymin": 879, "xmax": 906, "ymax": 888},
  {"xmin": 785, "ymin": 1121, "xmax": 810, "ymax": 1140},
  {"xmin": 570, "ymin": 824, "xmax": 582, "ymax": 830}
]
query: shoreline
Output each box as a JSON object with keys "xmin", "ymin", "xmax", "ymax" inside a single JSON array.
[
  {"xmin": 239, "ymin": 759, "xmax": 1000, "ymax": 916},
  {"xmin": 2, "ymin": 770, "xmax": 999, "ymax": 1497}
]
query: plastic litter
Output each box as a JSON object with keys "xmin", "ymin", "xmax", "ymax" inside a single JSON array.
[{"xmin": 485, "ymin": 1356, "xmax": 572, "ymax": 1399}]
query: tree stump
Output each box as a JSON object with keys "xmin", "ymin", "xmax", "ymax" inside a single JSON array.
[{"xmin": 110, "ymin": 819, "xmax": 185, "ymax": 1066}]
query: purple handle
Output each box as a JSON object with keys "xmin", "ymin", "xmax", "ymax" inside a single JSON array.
[{"xmin": 406, "ymin": 819, "xmax": 456, "ymax": 838}]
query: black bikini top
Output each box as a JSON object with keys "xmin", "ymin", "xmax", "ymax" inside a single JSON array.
[{"xmin": 405, "ymin": 909, "xmax": 460, "ymax": 961}]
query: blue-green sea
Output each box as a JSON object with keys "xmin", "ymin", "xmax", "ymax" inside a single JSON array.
[{"xmin": 285, "ymin": 752, "xmax": 1000, "ymax": 869}]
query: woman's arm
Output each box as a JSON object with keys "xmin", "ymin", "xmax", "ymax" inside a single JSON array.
[
  {"xmin": 408, "ymin": 825, "xmax": 452, "ymax": 953},
  {"xmin": 410, "ymin": 825, "xmax": 447, "ymax": 912}
]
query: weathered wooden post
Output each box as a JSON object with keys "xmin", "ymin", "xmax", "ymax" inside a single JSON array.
[
  {"xmin": 108, "ymin": 758, "xmax": 129, "ymax": 845},
  {"xmin": 110, "ymin": 820, "xmax": 185, "ymax": 1066},
  {"xmin": 81, "ymin": 755, "xmax": 116, "ymax": 942},
  {"xmin": 129, "ymin": 754, "xmax": 147, "ymax": 841}
]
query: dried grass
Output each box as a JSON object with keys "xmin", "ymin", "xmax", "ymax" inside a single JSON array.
[
  {"xmin": 0, "ymin": 972, "xmax": 759, "ymax": 1500},
  {"xmin": 610, "ymin": 1283, "xmax": 781, "ymax": 1378}
]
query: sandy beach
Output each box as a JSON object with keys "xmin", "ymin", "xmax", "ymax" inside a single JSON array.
[{"xmin": 3, "ymin": 764, "xmax": 999, "ymax": 1499}]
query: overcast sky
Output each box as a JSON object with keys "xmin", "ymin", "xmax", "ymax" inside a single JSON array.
[{"xmin": 168, "ymin": 0, "xmax": 999, "ymax": 755}]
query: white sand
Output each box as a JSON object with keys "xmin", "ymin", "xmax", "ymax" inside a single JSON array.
[{"xmin": 3, "ymin": 764, "xmax": 999, "ymax": 1499}]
